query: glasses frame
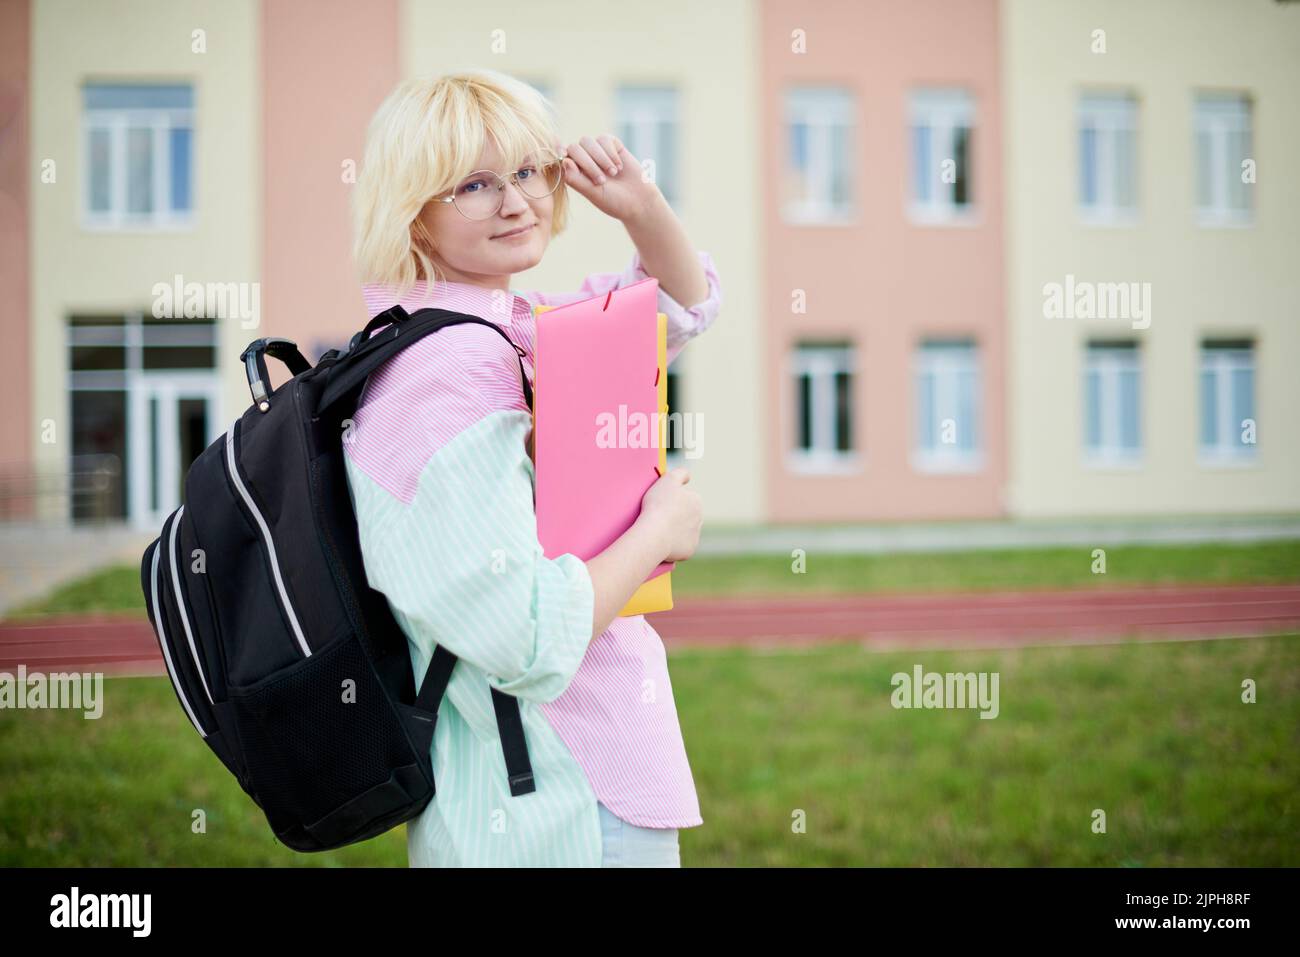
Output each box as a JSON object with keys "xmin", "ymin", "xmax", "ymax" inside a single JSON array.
[{"xmin": 436, "ymin": 149, "xmax": 564, "ymax": 221}]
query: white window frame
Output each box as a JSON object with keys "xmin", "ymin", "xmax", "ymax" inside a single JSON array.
[
  {"xmin": 783, "ymin": 87, "xmax": 855, "ymax": 226},
  {"xmin": 1077, "ymin": 92, "xmax": 1139, "ymax": 225},
  {"xmin": 787, "ymin": 344, "xmax": 860, "ymax": 474},
  {"xmin": 67, "ymin": 312, "xmax": 222, "ymax": 527},
  {"xmin": 1194, "ymin": 93, "xmax": 1253, "ymax": 228},
  {"xmin": 911, "ymin": 341, "xmax": 983, "ymax": 473},
  {"xmin": 907, "ymin": 89, "xmax": 976, "ymax": 226},
  {"xmin": 1198, "ymin": 343, "xmax": 1257, "ymax": 466},
  {"xmin": 82, "ymin": 89, "xmax": 194, "ymax": 231},
  {"xmin": 616, "ymin": 86, "xmax": 678, "ymax": 205},
  {"xmin": 1082, "ymin": 344, "xmax": 1143, "ymax": 468}
]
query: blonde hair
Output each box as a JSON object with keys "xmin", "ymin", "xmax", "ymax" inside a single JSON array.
[{"xmin": 351, "ymin": 68, "xmax": 569, "ymax": 297}]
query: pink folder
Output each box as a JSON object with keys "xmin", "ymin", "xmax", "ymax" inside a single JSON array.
[{"xmin": 534, "ymin": 276, "xmax": 674, "ymax": 616}]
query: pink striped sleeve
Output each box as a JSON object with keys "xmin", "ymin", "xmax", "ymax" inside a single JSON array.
[
  {"xmin": 343, "ymin": 321, "xmax": 530, "ymax": 504},
  {"xmin": 517, "ymin": 250, "xmax": 722, "ymax": 365}
]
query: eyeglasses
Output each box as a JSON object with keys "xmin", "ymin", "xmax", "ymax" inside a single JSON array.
[{"xmin": 436, "ymin": 148, "xmax": 564, "ymax": 220}]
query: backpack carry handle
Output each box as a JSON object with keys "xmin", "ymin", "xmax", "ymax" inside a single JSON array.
[{"xmin": 241, "ymin": 337, "xmax": 312, "ymax": 413}]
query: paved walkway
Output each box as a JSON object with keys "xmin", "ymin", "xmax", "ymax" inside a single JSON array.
[
  {"xmin": 695, "ymin": 515, "xmax": 1300, "ymax": 555},
  {"xmin": 0, "ymin": 522, "xmax": 154, "ymax": 617},
  {"xmin": 2, "ymin": 584, "xmax": 1296, "ymax": 677}
]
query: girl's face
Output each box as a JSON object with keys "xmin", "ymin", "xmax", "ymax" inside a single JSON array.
[{"xmin": 416, "ymin": 139, "xmax": 554, "ymax": 289}]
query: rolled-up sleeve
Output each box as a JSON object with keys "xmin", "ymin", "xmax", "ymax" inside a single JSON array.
[
  {"xmin": 344, "ymin": 331, "xmax": 596, "ymax": 705},
  {"xmin": 522, "ymin": 249, "xmax": 723, "ymax": 366}
]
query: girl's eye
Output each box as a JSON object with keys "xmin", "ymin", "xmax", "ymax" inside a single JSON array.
[
  {"xmin": 458, "ymin": 177, "xmax": 490, "ymax": 195},
  {"xmin": 516, "ymin": 165, "xmax": 538, "ymax": 181}
]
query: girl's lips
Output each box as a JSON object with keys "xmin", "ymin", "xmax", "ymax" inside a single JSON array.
[{"xmin": 492, "ymin": 223, "xmax": 535, "ymax": 240}]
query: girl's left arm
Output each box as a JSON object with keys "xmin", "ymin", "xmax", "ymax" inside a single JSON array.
[
  {"xmin": 560, "ymin": 134, "xmax": 715, "ymax": 315},
  {"xmin": 620, "ymin": 190, "xmax": 709, "ymax": 309},
  {"xmin": 525, "ymin": 135, "xmax": 723, "ymax": 365}
]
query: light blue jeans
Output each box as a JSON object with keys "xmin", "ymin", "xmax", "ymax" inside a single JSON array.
[{"xmin": 598, "ymin": 801, "xmax": 681, "ymax": 867}]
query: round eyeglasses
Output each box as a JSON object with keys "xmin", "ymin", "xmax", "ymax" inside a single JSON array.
[{"xmin": 437, "ymin": 149, "xmax": 564, "ymax": 221}]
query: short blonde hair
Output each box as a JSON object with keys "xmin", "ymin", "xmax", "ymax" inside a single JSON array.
[{"xmin": 351, "ymin": 68, "xmax": 569, "ymax": 296}]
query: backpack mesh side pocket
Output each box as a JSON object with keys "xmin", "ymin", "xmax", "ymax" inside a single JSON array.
[{"xmin": 227, "ymin": 634, "xmax": 430, "ymax": 850}]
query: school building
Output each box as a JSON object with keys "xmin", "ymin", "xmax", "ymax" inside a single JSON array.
[{"xmin": 1, "ymin": 0, "xmax": 1295, "ymax": 532}]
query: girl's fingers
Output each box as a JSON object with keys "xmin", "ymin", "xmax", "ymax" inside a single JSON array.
[
  {"xmin": 567, "ymin": 141, "xmax": 606, "ymax": 185},
  {"xmin": 597, "ymin": 135, "xmax": 624, "ymax": 175},
  {"xmin": 580, "ymin": 135, "xmax": 618, "ymax": 178},
  {"xmin": 562, "ymin": 156, "xmax": 592, "ymax": 190}
]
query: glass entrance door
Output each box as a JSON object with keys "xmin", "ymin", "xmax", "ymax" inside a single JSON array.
[{"xmin": 128, "ymin": 375, "xmax": 221, "ymax": 529}]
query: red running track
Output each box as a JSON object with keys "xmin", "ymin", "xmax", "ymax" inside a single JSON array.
[
  {"xmin": 1, "ymin": 584, "xmax": 1297, "ymax": 676},
  {"xmin": 650, "ymin": 583, "xmax": 1300, "ymax": 650}
]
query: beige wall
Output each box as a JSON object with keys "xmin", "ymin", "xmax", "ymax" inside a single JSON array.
[
  {"xmin": 29, "ymin": 0, "xmax": 260, "ymax": 519},
  {"xmin": 402, "ymin": 0, "xmax": 764, "ymax": 525},
  {"xmin": 1004, "ymin": 0, "xmax": 1300, "ymax": 516}
]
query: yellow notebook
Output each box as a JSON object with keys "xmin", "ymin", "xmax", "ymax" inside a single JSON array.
[{"xmin": 534, "ymin": 304, "xmax": 673, "ymax": 617}]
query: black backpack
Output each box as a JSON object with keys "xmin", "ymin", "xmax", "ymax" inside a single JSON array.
[{"xmin": 139, "ymin": 305, "xmax": 540, "ymax": 852}]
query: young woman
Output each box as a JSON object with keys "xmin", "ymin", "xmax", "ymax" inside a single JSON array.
[{"xmin": 345, "ymin": 69, "xmax": 723, "ymax": 867}]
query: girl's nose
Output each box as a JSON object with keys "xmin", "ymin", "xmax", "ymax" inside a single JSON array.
[{"xmin": 499, "ymin": 179, "xmax": 531, "ymax": 214}]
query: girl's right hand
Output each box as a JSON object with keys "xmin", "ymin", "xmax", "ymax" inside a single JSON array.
[{"xmin": 639, "ymin": 467, "xmax": 702, "ymax": 562}]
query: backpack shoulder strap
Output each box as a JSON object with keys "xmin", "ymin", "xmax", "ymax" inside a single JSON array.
[
  {"xmin": 317, "ymin": 306, "xmax": 533, "ymax": 417},
  {"xmin": 340, "ymin": 305, "xmax": 539, "ymax": 798}
]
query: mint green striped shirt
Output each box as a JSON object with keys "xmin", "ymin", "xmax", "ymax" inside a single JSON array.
[{"xmin": 345, "ymin": 407, "xmax": 605, "ymax": 866}]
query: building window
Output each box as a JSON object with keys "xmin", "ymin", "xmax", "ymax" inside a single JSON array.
[
  {"xmin": 1200, "ymin": 339, "xmax": 1256, "ymax": 462},
  {"xmin": 1194, "ymin": 93, "xmax": 1253, "ymax": 225},
  {"xmin": 1078, "ymin": 92, "xmax": 1138, "ymax": 222},
  {"xmin": 83, "ymin": 84, "xmax": 194, "ymax": 229},
  {"xmin": 68, "ymin": 312, "xmax": 219, "ymax": 526},
  {"xmin": 908, "ymin": 89, "xmax": 974, "ymax": 223},
  {"xmin": 913, "ymin": 339, "xmax": 981, "ymax": 470},
  {"xmin": 789, "ymin": 342, "xmax": 856, "ymax": 471},
  {"xmin": 664, "ymin": 369, "xmax": 683, "ymax": 466},
  {"xmin": 617, "ymin": 86, "xmax": 678, "ymax": 204},
  {"xmin": 783, "ymin": 87, "xmax": 854, "ymax": 224},
  {"xmin": 1083, "ymin": 341, "xmax": 1142, "ymax": 464}
]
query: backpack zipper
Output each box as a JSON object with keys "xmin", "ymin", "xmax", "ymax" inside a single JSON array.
[
  {"xmin": 149, "ymin": 534, "xmax": 209, "ymax": 737},
  {"xmin": 225, "ymin": 425, "xmax": 312, "ymax": 657}
]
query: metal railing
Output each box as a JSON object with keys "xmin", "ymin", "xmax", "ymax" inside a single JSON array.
[{"xmin": 0, "ymin": 454, "xmax": 124, "ymax": 524}]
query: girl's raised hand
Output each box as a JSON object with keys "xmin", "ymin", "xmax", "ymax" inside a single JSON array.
[{"xmin": 560, "ymin": 134, "xmax": 661, "ymax": 223}]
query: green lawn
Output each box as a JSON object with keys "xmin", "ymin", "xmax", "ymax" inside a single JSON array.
[
  {"xmin": 673, "ymin": 540, "xmax": 1300, "ymax": 596},
  {"xmin": 2, "ymin": 635, "xmax": 1296, "ymax": 866},
  {"xmin": 7, "ymin": 540, "xmax": 1300, "ymax": 619}
]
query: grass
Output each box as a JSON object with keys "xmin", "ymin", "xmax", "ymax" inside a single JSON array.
[
  {"xmin": 1, "ymin": 635, "xmax": 1296, "ymax": 866},
  {"xmin": 670, "ymin": 540, "xmax": 1300, "ymax": 597},
  {"xmin": 4, "ymin": 540, "xmax": 1296, "ymax": 865},
  {"xmin": 6, "ymin": 540, "xmax": 1300, "ymax": 620}
]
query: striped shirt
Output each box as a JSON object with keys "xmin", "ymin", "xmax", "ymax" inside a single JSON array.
[{"xmin": 343, "ymin": 250, "xmax": 722, "ymax": 866}]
